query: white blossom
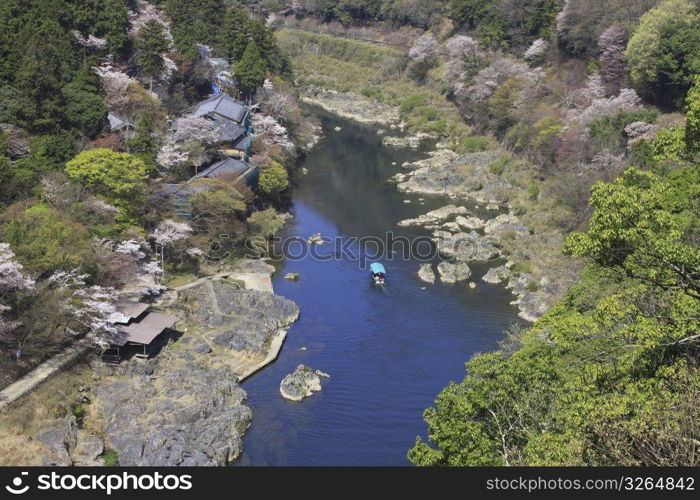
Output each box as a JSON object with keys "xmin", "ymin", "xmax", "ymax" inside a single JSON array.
[
  {"xmin": 48, "ymin": 270, "xmax": 120, "ymax": 347},
  {"xmin": 156, "ymin": 141, "xmax": 188, "ymax": 169},
  {"xmin": 72, "ymin": 31, "xmax": 108, "ymax": 49},
  {"xmin": 115, "ymin": 239, "xmax": 147, "ymax": 260},
  {"xmin": 161, "ymin": 54, "xmax": 178, "ymax": 82},
  {"xmin": 462, "ymin": 56, "xmax": 544, "ymax": 102},
  {"xmin": 252, "ymin": 114, "xmax": 294, "ymax": 151},
  {"xmin": 173, "ymin": 115, "xmax": 221, "ymax": 144},
  {"xmin": 152, "ymin": 220, "xmax": 193, "ymax": 246},
  {"xmin": 444, "ymin": 35, "xmax": 484, "ymax": 87},
  {"xmin": 567, "ymin": 88, "xmax": 642, "ymax": 126},
  {"xmin": 0, "ymin": 243, "xmax": 35, "ymax": 294},
  {"xmin": 524, "ymin": 38, "xmax": 548, "ymax": 61},
  {"xmin": 94, "ymin": 64, "xmax": 141, "ymax": 109},
  {"xmin": 0, "ymin": 244, "xmax": 34, "ymax": 339},
  {"xmin": 127, "ymin": 0, "xmax": 173, "ymax": 44},
  {"xmin": 625, "ymin": 121, "xmax": 660, "ymax": 149},
  {"xmin": 86, "ymin": 198, "xmax": 120, "ymax": 214},
  {"xmin": 408, "ymin": 33, "xmax": 439, "ymax": 63},
  {"xmin": 141, "ymin": 260, "xmax": 163, "ymax": 277},
  {"xmin": 186, "ymin": 247, "xmax": 205, "ymax": 258}
]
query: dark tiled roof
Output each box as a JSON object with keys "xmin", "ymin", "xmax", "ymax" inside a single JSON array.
[
  {"xmin": 114, "ymin": 301, "xmax": 149, "ymax": 324},
  {"xmin": 193, "ymin": 94, "xmax": 248, "ymax": 124},
  {"xmin": 114, "ymin": 312, "xmax": 178, "ymax": 346},
  {"xmin": 233, "ymin": 135, "xmax": 252, "ymax": 150},
  {"xmin": 191, "ymin": 158, "xmax": 250, "ymax": 181},
  {"xmin": 209, "ymin": 115, "xmax": 246, "ymax": 142}
]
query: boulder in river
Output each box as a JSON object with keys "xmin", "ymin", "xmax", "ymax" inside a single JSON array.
[
  {"xmin": 397, "ymin": 204, "xmax": 468, "ymax": 227},
  {"xmin": 437, "ymin": 261, "xmax": 472, "ymax": 284},
  {"xmin": 483, "ymin": 213, "xmax": 529, "ymax": 238},
  {"xmin": 284, "ymin": 272, "xmax": 300, "ymax": 281},
  {"xmin": 307, "ymin": 233, "xmax": 325, "ymax": 245},
  {"xmin": 433, "ymin": 231, "xmax": 500, "ymax": 262},
  {"xmin": 455, "ymin": 215, "xmax": 485, "ymax": 230},
  {"xmin": 280, "ymin": 365, "xmax": 329, "ymax": 401},
  {"xmin": 482, "ymin": 265, "xmax": 511, "ymax": 284},
  {"xmin": 418, "ymin": 264, "xmax": 436, "ymax": 284}
]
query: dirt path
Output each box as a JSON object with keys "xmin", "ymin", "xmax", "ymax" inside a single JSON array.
[{"xmin": 0, "ymin": 340, "xmax": 91, "ymax": 410}]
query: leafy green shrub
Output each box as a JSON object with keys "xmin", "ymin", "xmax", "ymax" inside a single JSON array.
[
  {"xmin": 527, "ymin": 183, "xmax": 540, "ymax": 200},
  {"xmin": 400, "ymin": 95, "xmax": 428, "ymax": 114},
  {"xmin": 510, "ymin": 261, "xmax": 532, "ymax": 276},
  {"xmin": 588, "ymin": 110, "xmax": 658, "ymax": 153},
  {"xmin": 360, "ymin": 86, "xmax": 385, "ymax": 101},
  {"xmin": 72, "ymin": 403, "xmax": 86, "ymax": 422},
  {"xmin": 488, "ymin": 154, "xmax": 511, "ymax": 175},
  {"xmin": 455, "ymin": 136, "xmax": 491, "ymax": 153},
  {"xmin": 102, "ymin": 449, "xmax": 119, "ymax": 466}
]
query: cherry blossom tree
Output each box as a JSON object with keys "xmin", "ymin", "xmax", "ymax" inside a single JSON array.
[
  {"xmin": 114, "ymin": 239, "xmax": 147, "ymax": 260},
  {"xmin": 625, "ymin": 121, "xmax": 660, "ymax": 150},
  {"xmin": 151, "ymin": 220, "xmax": 193, "ymax": 275},
  {"xmin": 462, "ymin": 56, "xmax": 544, "ymax": 103},
  {"xmin": 172, "ymin": 115, "xmax": 220, "ymax": 144},
  {"xmin": 252, "ymin": 114, "xmax": 294, "ymax": 151},
  {"xmin": 567, "ymin": 88, "xmax": 642, "ymax": 126},
  {"xmin": 127, "ymin": 0, "xmax": 172, "ymax": 43},
  {"xmin": 72, "ymin": 31, "xmax": 108, "ymax": 50},
  {"xmin": 409, "ymin": 33, "xmax": 439, "ymax": 63},
  {"xmin": 444, "ymin": 35, "xmax": 484, "ymax": 87},
  {"xmin": 48, "ymin": 270, "xmax": 121, "ymax": 347},
  {"xmin": 0, "ymin": 243, "xmax": 36, "ymax": 355},
  {"xmin": 524, "ymin": 38, "xmax": 548, "ymax": 63},
  {"xmin": 599, "ymin": 25, "xmax": 627, "ymax": 95}
]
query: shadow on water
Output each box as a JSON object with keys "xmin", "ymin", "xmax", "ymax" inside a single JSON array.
[{"xmin": 236, "ymin": 107, "xmax": 523, "ymax": 466}]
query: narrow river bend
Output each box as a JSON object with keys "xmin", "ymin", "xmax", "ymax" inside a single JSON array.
[{"xmin": 237, "ymin": 109, "xmax": 523, "ymax": 466}]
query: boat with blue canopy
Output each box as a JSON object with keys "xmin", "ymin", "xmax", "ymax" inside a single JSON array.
[{"xmin": 370, "ymin": 262, "xmax": 386, "ymax": 284}]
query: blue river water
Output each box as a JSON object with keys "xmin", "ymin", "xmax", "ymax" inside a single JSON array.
[{"xmin": 236, "ymin": 109, "xmax": 523, "ymax": 466}]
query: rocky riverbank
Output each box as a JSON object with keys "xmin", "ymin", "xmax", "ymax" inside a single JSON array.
[
  {"xmin": 86, "ymin": 260, "xmax": 299, "ymax": 466},
  {"xmin": 400, "ymin": 202, "xmax": 562, "ymax": 321},
  {"xmin": 300, "ymin": 89, "xmax": 400, "ymax": 126}
]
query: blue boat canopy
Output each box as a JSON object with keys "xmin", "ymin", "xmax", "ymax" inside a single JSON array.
[{"xmin": 370, "ymin": 262, "xmax": 386, "ymax": 274}]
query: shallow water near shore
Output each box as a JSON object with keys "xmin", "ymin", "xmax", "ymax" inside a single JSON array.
[{"xmin": 236, "ymin": 109, "xmax": 523, "ymax": 466}]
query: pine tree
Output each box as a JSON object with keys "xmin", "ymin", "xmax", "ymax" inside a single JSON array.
[
  {"xmin": 136, "ymin": 19, "xmax": 169, "ymax": 90},
  {"xmin": 220, "ymin": 7, "xmax": 251, "ymax": 63},
  {"xmin": 235, "ymin": 42, "xmax": 267, "ymax": 98}
]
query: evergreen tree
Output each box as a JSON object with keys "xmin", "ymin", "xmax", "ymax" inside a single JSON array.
[
  {"xmin": 15, "ymin": 19, "xmax": 77, "ymax": 132},
  {"xmin": 220, "ymin": 7, "xmax": 251, "ymax": 63},
  {"xmin": 136, "ymin": 19, "xmax": 170, "ymax": 90},
  {"xmin": 235, "ymin": 42, "xmax": 267, "ymax": 98},
  {"xmin": 126, "ymin": 117, "xmax": 159, "ymax": 173},
  {"xmin": 61, "ymin": 68, "xmax": 108, "ymax": 138}
]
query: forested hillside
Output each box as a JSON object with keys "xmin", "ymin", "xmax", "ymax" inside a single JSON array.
[
  {"xmin": 0, "ymin": 0, "xmax": 304, "ymax": 381},
  {"xmin": 260, "ymin": 0, "xmax": 700, "ymax": 465}
]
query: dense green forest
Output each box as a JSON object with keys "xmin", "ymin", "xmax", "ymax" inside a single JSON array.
[{"xmin": 0, "ymin": 0, "xmax": 297, "ymax": 372}]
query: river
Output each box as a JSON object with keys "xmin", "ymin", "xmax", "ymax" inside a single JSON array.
[{"xmin": 236, "ymin": 108, "xmax": 523, "ymax": 466}]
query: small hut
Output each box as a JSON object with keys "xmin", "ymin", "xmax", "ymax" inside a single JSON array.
[{"xmin": 101, "ymin": 301, "xmax": 178, "ymax": 363}]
